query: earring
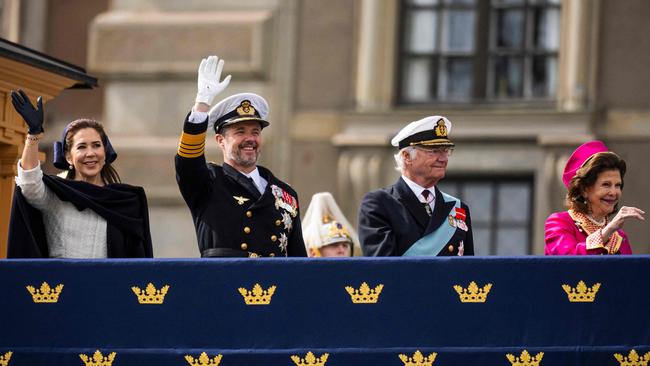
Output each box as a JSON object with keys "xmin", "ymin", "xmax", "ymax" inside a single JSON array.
[{"xmin": 69, "ymin": 164, "xmax": 73, "ymax": 170}]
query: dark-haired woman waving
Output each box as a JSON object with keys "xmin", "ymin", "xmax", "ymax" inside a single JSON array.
[{"xmin": 8, "ymin": 90, "xmax": 153, "ymax": 258}]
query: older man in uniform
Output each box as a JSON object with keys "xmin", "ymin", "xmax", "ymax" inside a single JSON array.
[
  {"xmin": 358, "ymin": 116, "xmax": 474, "ymax": 256},
  {"xmin": 175, "ymin": 55, "xmax": 306, "ymax": 257}
]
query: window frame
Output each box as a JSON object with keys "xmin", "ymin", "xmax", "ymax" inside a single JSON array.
[
  {"xmin": 438, "ymin": 174, "xmax": 535, "ymax": 255},
  {"xmin": 396, "ymin": 0, "xmax": 561, "ymax": 105}
]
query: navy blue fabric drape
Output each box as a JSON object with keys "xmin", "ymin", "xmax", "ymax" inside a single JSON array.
[{"xmin": 1, "ymin": 257, "xmax": 648, "ymax": 365}]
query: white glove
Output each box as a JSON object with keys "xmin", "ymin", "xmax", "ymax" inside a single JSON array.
[{"xmin": 195, "ymin": 55, "xmax": 231, "ymax": 105}]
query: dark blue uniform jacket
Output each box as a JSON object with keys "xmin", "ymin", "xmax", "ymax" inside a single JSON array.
[{"xmin": 358, "ymin": 177, "xmax": 474, "ymax": 256}]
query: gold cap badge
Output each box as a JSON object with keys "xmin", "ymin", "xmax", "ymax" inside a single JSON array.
[
  {"xmin": 236, "ymin": 100, "xmax": 256, "ymax": 117},
  {"xmin": 434, "ymin": 118, "xmax": 447, "ymax": 138}
]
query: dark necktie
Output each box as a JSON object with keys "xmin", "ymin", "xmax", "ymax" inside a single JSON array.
[
  {"xmin": 422, "ymin": 189, "xmax": 432, "ymax": 217},
  {"xmin": 245, "ymin": 176, "xmax": 261, "ymax": 200}
]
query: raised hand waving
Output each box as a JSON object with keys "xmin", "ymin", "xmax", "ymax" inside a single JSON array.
[{"xmin": 11, "ymin": 89, "xmax": 44, "ymax": 134}]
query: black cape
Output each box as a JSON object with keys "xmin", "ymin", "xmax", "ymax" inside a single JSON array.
[{"xmin": 7, "ymin": 174, "xmax": 153, "ymax": 258}]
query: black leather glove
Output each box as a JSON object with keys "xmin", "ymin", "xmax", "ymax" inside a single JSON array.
[{"xmin": 11, "ymin": 89, "xmax": 44, "ymax": 134}]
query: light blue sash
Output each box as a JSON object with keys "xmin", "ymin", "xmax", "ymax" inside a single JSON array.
[{"xmin": 403, "ymin": 192, "xmax": 461, "ymax": 256}]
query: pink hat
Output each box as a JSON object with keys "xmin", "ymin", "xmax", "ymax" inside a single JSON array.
[{"xmin": 562, "ymin": 140, "xmax": 609, "ymax": 188}]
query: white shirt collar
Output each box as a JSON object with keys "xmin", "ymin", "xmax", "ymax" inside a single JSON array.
[
  {"xmin": 242, "ymin": 167, "xmax": 267, "ymax": 194},
  {"xmin": 401, "ymin": 175, "xmax": 436, "ymax": 203}
]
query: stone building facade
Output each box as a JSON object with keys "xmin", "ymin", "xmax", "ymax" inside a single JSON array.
[{"xmin": 6, "ymin": 0, "xmax": 649, "ymax": 256}]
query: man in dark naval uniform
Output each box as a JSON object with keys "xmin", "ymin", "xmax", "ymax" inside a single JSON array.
[
  {"xmin": 175, "ymin": 55, "xmax": 306, "ymax": 257},
  {"xmin": 358, "ymin": 116, "xmax": 474, "ymax": 256}
]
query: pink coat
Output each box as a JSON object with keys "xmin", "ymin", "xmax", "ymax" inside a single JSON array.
[{"xmin": 544, "ymin": 211, "xmax": 632, "ymax": 255}]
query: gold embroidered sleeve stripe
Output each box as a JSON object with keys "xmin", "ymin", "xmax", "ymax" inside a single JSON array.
[
  {"xmin": 178, "ymin": 131, "xmax": 207, "ymax": 158},
  {"xmin": 178, "ymin": 142, "xmax": 205, "ymax": 158}
]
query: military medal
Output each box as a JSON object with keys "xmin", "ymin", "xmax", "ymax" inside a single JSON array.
[
  {"xmin": 271, "ymin": 185, "xmax": 298, "ymax": 217},
  {"xmin": 281, "ymin": 211, "xmax": 293, "ymax": 231},
  {"xmin": 454, "ymin": 207, "xmax": 468, "ymax": 231},
  {"xmin": 458, "ymin": 240, "xmax": 464, "ymax": 256},
  {"xmin": 278, "ymin": 232, "xmax": 289, "ymax": 255},
  {"xmin": 448, "ymin": 215, "xmax": 457, "ymax": 228}
]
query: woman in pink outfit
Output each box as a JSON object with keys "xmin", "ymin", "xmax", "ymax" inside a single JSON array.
[{"xmin": 545, "ymin": 141, "xmax": 645, "ymax": 255}]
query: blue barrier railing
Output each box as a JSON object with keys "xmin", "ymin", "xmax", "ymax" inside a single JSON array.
[{"xmin": 1, "ymin": 256, "xmax": 648, "ymax": 365}]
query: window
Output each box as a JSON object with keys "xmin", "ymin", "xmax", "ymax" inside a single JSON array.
[
  {"xmin": 438, "ymin": 177, "xmax": 533, "ymax": 255},
  {"xmin": 398, "ymin": 0, "xmax": 561, "ymax": 103}
]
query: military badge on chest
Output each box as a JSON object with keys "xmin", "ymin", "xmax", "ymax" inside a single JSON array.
[
  {"xmin": 233, "ymin": 196, "xmax": 250, "ymax": 205},
  {"xmin": 271, "ymin": 185, "xmax": 298, "ymax": 218},
  {"xmin": 448, "ymin": 207, "xmax": 468, "ymax": 231},
  {"xmin": 271, "ymin": 185, "xmax": 298, "ymax": 256}
]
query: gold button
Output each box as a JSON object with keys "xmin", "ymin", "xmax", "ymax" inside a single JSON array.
[
  {"xmin": 448, "ymin": 245, "xmax": 454, "ymax": 253},
  {"xmin": 244, "ymin": 227, "xmax": 251, "ymax": 234},
  {"xmin": 269, "ymin": 253, "xmax": 275, "ymax": 257},
  {"xmin": 246, "ymin": 211, "xmax": 252, "ymax": 218},
  {"xmin": 275, "ymin": 220, "xmax": 282, "ymax": 226},
  {"xmin": 271, "ymin": 235, "xmax": 277, "ymax": 242},
  {"xmin": 241, "ymin": 243, "xmax": 248, "ymax": 250}
]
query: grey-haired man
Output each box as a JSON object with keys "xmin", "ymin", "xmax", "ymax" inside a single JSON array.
[{"xmin": 358, "ymin": 116, "xmax": 474, "ymax": 256}]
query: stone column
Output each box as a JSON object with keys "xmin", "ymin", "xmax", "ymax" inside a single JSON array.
[
  {"xmin": 557, "ymin": 0, "xmax": 600, "ymax": 111},
  {"xmin": 355, "ymin": 0, "xmax": 398, "ymax": 112}
]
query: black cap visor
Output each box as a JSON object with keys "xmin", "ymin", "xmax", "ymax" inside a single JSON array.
[{"xmin": 215, "ymin": 117, "xmax": 270, "ymax": 133}]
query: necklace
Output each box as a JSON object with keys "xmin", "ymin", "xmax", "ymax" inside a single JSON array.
[{"xmin": 585, "ymin": 214, "xmax": 607, "ymax": 226}]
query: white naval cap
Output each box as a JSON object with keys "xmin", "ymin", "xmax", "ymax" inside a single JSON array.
[
  {"xmin": 208, "ymin": 92, "xmax": 270, "ymax": 133},
  {"xmin": 391, "ymin": 116, "xmax": 454, "ymax": 149}
]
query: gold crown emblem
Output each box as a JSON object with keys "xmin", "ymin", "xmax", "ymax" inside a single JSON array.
[
  {"xmin": 26, "ymin": 282, "xmax": 63, "ymax": 303},
  {"xmin": 0, "ymin": 351, "xmax": 12, "ymax": 366},
  {"xmin": 453, "ymin": 281, "xmax": 492, "ymax": 303},
  {"xmin": 184, "ymin": 352, "xmax": 223, "ymax": 366},
  {"xmin": 562, "ymin": 281, "xmax": 600, "ymax": 302},
  {"xmin": 236, "ymin": 100, "xmax": 256, "ymax": 116},
  {"xmin": 345, "ymin": 282, "xmax": 384, "ymax": 304},
  {"xmin": 506, "ymin": 350, "xmax": 544, "ymax": 366},
  {"xmin": 79, "ymin": 350, "xmax": 116, "ymax": 366},
  {"xmin": 434, "ymin": 118, "xmax": 448, "ymax": 138},
  {"xmin": 290, "ymin": 352, "xmax": 329, "ymax": 366},
  {"xmin": 238, "ymin": 283, "xmax": 276, "ymax": 305},
  {"xmin": 399, "ymin": 350, "xmax": 437, "ymax": 366},
  {"xmin": 131, "ymin": 283, "xmax": 170, "ymax": 304},
  {"xmin": 614, "ymin": 349, "xmax": 650, "ymax": 366}
]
